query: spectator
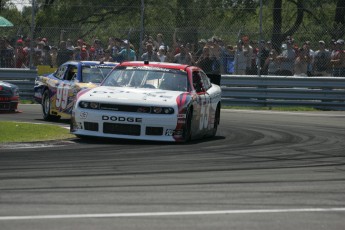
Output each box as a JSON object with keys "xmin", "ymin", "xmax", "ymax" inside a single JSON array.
[
  {"xmin": 118, "ymin": 40, "xmax": 137, "ymax": 61},
  {"xmin": 330, "ymin": 39, "xmax": 345, "ymax": 77},
  {"xmin": 302, "ymin": 41, "xmax": 315, "ymax": 76},
  {"xmin": 141, "ymin": 43, "xmax": 160, "ymax": 62},
  {"xmin": 247, "ymin": 40, "xmax": 258, "ymax": 74},
  {"xmin": 276, "ymin": 36, "xmax": 296, "ymax": 76},
  {"xmin": 41, "ymin": 38, "xmax": 49, "ymax": 47},
  {"xmin": 313, "ymin": 40, "xmax": 331, "ymax": 76},
  {"xmin": 194, "ymin": 39, "xmax": 207, "ymax": 62},
  {"xmin": 257, "ymin": 40, "xmax": 270, "ymax": 75},
  {"xmin": 41, "ymin": 45, "xmax": 52, "ymax": 66},
  {"xmin": 50, "ymin": 46, "xmax": 58, "ymax": 67},
  {"xmin": 157, "ymin": 45, "xmax": 167, "ymax": 62},
  {"xmin": 76, "ymin": 39, "xmax": 84, "ymax": 48},
  {"xmin": 153, "ymin": 33, "xmax": 165, "ymax": 51},
  {"xmin": 234, "ymin": 40, "xmax": 247, "ymax": 75},
  {"xmin": 92, "ymin": 38, "xmax": 104, "ymax": 61},
  {"xmin": 88, "ymin": 47, "xmax": 96, "ymax": 61},
  {"xmin": 33, "ymin": 49, "xmax": 43, "ymax": 66},
  {"xmin": 100, "ymin": 49, "xmax": 114, "ymax": 62},
  {"xmin": 66, "ymin": 38, "xmax": 75, "ymax": 51},
  {"xmin": 57, "ymin": 41, "xmax": 73, "ymax": 66},
  {"xmin": 196, "ymin": 46, "xmax": 215, "ymax": 73},
  {"xmin": 80, "ymin": 46, "xmax": 88, "ymax": 60},
  {"xmin": 0, "ymin": 37, "xmax": 15, "ymax": 68},
  {"xmin": 223, "ymin": 45, "xmax": 235, "ymax": 74},
  {"xmin": 165, "ymin": 46, "xmax": 175, "ymax": 63},
  {"xmin": 174, "ymin": 44, "xmax": 193, "ymax": 65},
  {"xmin": 294, "ymin": 47, "xmax": 309, "ymax": 76},
  {"xmin": 107, "ymin": 37, "xmax": 120, "ymax": 61},
  {"xmin": 73, "ymin": 46, "xmax": 82, "ymax": 61},
  {"xmin": 241, "ymin": 36, "xmax": 253, "ymax": 74},
  {"xmin": 14, "ymin": 39, "xmax": 28, "ymax": 68},
  {"xmin": 263, "ymin": 49, "xmax": 279, "ymax": 75},
  {"xmin": 23, "ymin": 38, "xmax": 32, "ymax": 65}
]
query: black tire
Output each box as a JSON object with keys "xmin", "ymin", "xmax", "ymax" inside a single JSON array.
[
  {"xmin": 42, "ymin": 90, "xmax": 59, "ymax": 121},
  {"xmin": 183, "ymin": 108, "xmax": 193, "ymax": 142},
  {"xmin": 210, "ymin": 104, "xmax": 220, "ymax": 137}
]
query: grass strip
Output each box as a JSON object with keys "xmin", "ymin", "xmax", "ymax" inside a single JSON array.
[{"xmin": 0, "ymin": 121, "xmax": 74, "ymax": 143}]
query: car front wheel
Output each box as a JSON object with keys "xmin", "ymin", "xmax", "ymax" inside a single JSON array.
[{"xmin": 42, "ymin": 90, "xmax": 59, "ymax": 121}]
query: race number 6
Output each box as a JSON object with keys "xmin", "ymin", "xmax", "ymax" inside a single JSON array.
[{"xmin": 199, "ymin": 98, "xmax": 210, "ymax": 130}]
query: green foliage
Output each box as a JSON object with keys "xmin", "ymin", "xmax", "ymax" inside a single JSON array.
[
  {"xmin": 1, "ymin": 0, "xmax": 341, "ymax": 50},
  {"xmin": 0, "ymin": 121, "xmax": 74, "ymax": 143}
]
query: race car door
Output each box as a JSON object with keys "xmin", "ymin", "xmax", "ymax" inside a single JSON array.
[
  {"xmin": 192, "ymin": 71, "xmax": 211, "ymax": 135},
  {"xmin": 53, "ymin": 64, "xmax": 77, "ymax": 115}
]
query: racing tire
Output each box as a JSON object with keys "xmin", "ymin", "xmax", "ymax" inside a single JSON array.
[
  {"xmin": 210, "ymin": 104, "xmax": 220, "ymax": 138},
  {"xmin": 183, "ymin": 108, "xmax": 193, "ymax": 142},
  {"xmin": 42, "ymin": 90, "xmax": 59, "ymax": 121}
]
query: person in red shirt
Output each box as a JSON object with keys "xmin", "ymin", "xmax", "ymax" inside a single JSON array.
[{"xmin": 15, "ymin": 39, "xmax": 28, "ymax": 68}]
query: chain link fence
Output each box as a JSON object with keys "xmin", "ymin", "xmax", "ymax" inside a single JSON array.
[{"xmin": 1, "ymin": 1, "xmax": 344, "ymax": 76}]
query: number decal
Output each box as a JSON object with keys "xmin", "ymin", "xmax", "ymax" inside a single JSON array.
[
  {"xmin": 199, "ymin": 97, "xmax": 210, "ymax": 130},
  {"xmin": 56, "ymin": 83, "xmax": 69, "ymax": 109}
]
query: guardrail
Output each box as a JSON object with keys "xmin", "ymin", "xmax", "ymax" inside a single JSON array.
[
  {"xmin": 221, "ymin": 75, "xmax": 345, "ymax": 110},
  {"xmin": 1, "ymin": 69, "xmax": 345, "ymax": 110},
  {"xmin": 0, "ymin": 68, "xmax": 37, "ymax": 100}
]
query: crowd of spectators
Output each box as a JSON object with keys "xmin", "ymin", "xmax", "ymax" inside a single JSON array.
[{"xmin": 1, "ymin": 32, "xmax": 345, "ymax": 77}]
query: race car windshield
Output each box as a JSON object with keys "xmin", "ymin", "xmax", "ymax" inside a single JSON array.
[
  {"xmin": 102, "ymin": 68, "xmax": 188, "ymax": 91},
  {"xmin": 81, "ymin": 66, "xmax": 113, "ymax": 83}
]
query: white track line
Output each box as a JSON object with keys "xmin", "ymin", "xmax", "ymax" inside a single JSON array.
[{"xmin": 1, "ymin": 208, "xmax": 345, "ymax": 220}]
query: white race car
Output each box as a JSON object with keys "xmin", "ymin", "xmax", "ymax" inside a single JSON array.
[{"xmin": 71, "ymin": 61, "xmax": 221, "ymax": 142}]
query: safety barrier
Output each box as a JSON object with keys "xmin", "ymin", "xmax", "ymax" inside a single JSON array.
[
  {"xmin": 221, "ymin": 75, "xmax": 345, "ymax": 110},
  {"xmin": 1, "ymin": 69, "xmax": 345, "ymax": 110}
]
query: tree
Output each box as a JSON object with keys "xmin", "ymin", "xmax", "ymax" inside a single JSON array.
[
  {"xmin": 332, "ymin": 0, "xmax": 345, "ymax": 38},
  {"xmin": 271, "ymin": 0, "xmax": 305, "ymax": 51}
]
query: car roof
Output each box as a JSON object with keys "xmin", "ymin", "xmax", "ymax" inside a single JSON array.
[
  {"xmin": 118, "ymin": 61, "xmax": 200, "ymax": 71},
  {"xmin": 63, "ymin": 61, "xmax": 117, "ymax": 66}
]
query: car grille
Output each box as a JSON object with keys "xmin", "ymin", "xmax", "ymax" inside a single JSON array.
[
  {"xmin": 145, "ymin": 127, "xmax": 163, "ymax": 136},
  {"xmin": 84, "ymin": 122, "xmax": 99, "ymax": 131},
  {"xmin": 0, "ymin": 102, "xmax": 17, "ymax": 111},
  {"xmin": 103, "ymin": 123, "xmax": 141, "ymax": 136},
  {"xmin": 100, "ymin": 104, "xmax": 151, "ymax": 113}
]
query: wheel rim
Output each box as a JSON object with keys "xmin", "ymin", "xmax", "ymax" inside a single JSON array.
[{"xmin": 43, "ymin": 92, "xmax": 50, "ymax": 116}]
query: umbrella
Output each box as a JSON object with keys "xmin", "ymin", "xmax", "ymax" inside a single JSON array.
[{"xmin": 0, "ymin": 16, "xmax": 14, "ymax": 27}]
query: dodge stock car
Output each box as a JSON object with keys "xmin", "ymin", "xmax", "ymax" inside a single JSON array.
[
  {"xmin": 34, "ymin": 61, "xmax": 117, "ymax": 120},
  {"xmin": 0, "ymin": 81, "xmax": 19, "ymax": 112},
  {"xmin": 71, "ymin": 61, "xmax": 222, "ymax": 142}
]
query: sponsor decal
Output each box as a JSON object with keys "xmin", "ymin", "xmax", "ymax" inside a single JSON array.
[
  {"xmin": 102, "ymin": 115, "xmax": 142, "ymax": 123},
  {"xmin": 80, "ymin": 111, "xmax": 88, "ymax": 119},
  {"xmin": 165, "ymin": 129, "xmax": 174, "ymax": 136},
  {"xmin": 177, "ymin": 114, "xmax": 186, "ymax": 119}
]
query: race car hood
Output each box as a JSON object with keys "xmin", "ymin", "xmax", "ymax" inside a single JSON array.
[{"xmin": 79, "ymin": 86, "xmax": 186, "ymax": 106}]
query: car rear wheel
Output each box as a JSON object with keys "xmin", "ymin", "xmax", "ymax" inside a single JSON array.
[
  {"xmin": 42, "ymin": 90, "xmax": 59, "ymax": 121},
  {"xmin": 210, "ymin": 104, "xmax": 220, "ymax": 137}
]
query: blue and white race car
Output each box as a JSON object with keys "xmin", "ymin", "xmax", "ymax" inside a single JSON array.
[
  {"xmin": 71, "ymin": 61, "xmax": 221, "ymax": 142},
  {"xmin": 34, "ymin": 61, "xmax": 117, "ymax": 120}
]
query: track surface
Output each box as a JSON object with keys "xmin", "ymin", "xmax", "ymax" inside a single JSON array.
[{"xmin": 0, "ymin": 104, "xmax": 345, "ymax": 230}]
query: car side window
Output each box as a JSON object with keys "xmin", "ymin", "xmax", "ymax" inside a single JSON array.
[
  {"xmin": 64, "ymin": 66, "xmax": 77, "ymax": 81},
  {"xmin": 192, "ymin": 72, "xmax": 204, "ymax": 93},
  {"xmin": 200, "ymin": 71, "xmax": 211, "ymax": 90},
  {"xmin": 54, "ymin": 65, "xmax": 68, "ymax": 80}
]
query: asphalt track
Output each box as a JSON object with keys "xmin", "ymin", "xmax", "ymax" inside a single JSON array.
[{"xmin": 0, "ymin": 104, "xmax": 344, "ymax": 230}]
